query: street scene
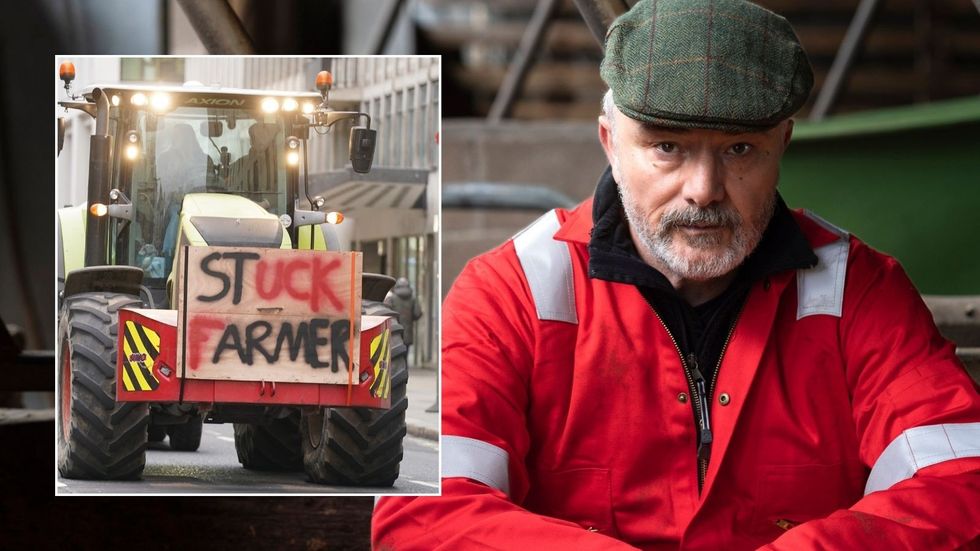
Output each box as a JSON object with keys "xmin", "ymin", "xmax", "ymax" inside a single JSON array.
[
  {"xmin": 54, "ymin": 56, "xmax": 440, "ymax": 494},
  {"xmin": 57, "ymin": 367, "xmax": 439, "ymax": 494}
]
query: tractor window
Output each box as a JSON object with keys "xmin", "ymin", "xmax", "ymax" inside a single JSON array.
[{"xmin": 113, "ymin": 105, "xmax": 289, "ymax": 298}]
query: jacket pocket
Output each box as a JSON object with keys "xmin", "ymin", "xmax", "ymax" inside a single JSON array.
[
  {"xmin": 751, "ymin": 462, "xmax": 865, "ymax": 533},
  {"xmin": 524, "ymin": 467, "xmax": 617, "ymax": 536}
]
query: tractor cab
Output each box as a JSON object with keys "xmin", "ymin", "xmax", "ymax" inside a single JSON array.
[{"xmin": 57, "ymin": 64, "xmax": 377, "ymax": 308}]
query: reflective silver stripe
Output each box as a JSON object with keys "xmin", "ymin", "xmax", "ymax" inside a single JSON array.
[
  {"xmin": 513, "ymin": 209, "xmax": 578, "ymax": 324},
  {"xmin": 797, "ymin": 211, "xmax": 850, "ymax": 319},
  {"xmin": 442, "ymin": 435, "xmax": 511, "ymax": 496},
  {"xmin": 865, "ymin": 422, "xmax": 980, "ymax": 494}
]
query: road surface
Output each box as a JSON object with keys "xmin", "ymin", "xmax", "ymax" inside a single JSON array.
[{"xmin": 56, "ymin": 422, "xmax": 439, "ymax": 494}]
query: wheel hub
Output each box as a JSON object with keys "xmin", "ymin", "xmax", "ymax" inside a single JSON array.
[{"xmin": 60, "ymin": 343, "xmax": 72, "ymax": 441}]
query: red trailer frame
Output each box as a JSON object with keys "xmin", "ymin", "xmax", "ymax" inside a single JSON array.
[{"xmin": 116, "ymin": 307, "xmax": 392, "ymax": 409}]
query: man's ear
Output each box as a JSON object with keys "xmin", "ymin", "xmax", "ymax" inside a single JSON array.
[
  {"xmin": 782, "ymin": 119, "xmax": 795, "ymax": 149},
  {"xmin": 598, "ymin": 115, "xmax": 619, "ymax": 180}
]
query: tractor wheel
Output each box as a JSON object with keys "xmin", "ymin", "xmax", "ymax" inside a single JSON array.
[
  {"xmin": 233, "ymin": 414, "xmax": 303, "ymax": 471},
  {"xmin": 301, "ymin": 301, "xmax": 409, "ymax": 486},
  {"xmin": 57, "ymin": 292, "xmax": 148, "ymax": 480},
  {"xmin": 168, "ymin": 415, "xmax": 203, "ymax": 451},
  {"xmin": 148, "ymin": 424, "xmax": 167, "ymax": 443}
]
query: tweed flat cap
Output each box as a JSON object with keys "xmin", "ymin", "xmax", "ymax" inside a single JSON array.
[{"xmin": 600, "ymin": 0, "xmax": 813, "ymax": 132}]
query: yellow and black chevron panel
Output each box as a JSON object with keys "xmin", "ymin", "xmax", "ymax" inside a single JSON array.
[
  {"xmin": 121, "ymin": 320, "xmax": 161, "ymax": 392},
  {"xmin": 369, "ymin": 328, "xmax": 391, "ymax": 400}
]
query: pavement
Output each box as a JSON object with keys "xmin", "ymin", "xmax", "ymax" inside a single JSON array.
[{"xmin": 405, "ymin": 365, "xmax": 440, "ymax": 441}]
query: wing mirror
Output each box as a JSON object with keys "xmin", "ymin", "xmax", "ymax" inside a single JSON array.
[{"xmin": 349, "ymin": 127, "xmax": 376, "ymax": 174}]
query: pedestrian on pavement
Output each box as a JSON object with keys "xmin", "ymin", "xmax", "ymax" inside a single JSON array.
[
  {"xmin": 373, "ymin": 0, "xmax": 980, "ymax": 549},
  {"xmin": 385, "ymin": 277, "xmax": 422, "ymax": 366}
]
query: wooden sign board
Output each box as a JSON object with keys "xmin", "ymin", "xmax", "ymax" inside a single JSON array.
[{"xmin": 175, "ymin": 246, "xmax": 362, "ymax": 384}]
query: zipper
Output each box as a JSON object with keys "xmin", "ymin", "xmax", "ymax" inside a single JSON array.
[
  {"xmin": 649, "ymin": 309, "xmax": 706, "ymax": 490},
  {"xmin": 651, "ymin": 302, "xmax": 746, "ymax": 492},
  {"xmin": 688, "ymin": 352, "xmax": 713, "ymax": 490},
  {"xmin": 698, "ymin": 304, "xmax": 746, "ymax": 488}
]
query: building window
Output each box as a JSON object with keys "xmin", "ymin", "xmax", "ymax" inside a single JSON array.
[
  {"xmin": 120, "ymin": 58, "xmax": 184, "ymax": 83},
  {"xmin": 418, "ymin": 83, "xmax": 428, "ymax": 168}
]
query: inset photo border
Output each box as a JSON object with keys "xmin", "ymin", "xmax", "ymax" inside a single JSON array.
[{"xmin": 55, "ymin": 55, "xmax": 441, "ymax": 496}]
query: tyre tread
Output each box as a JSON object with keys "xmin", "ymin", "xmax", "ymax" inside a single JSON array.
[
  {"xmin": 58, "ymin": 292, "xmax": 149, "ymax": 481},
  {"xmin": 301, "ymin": 300, "xmax": 409, "ymax": 487}
]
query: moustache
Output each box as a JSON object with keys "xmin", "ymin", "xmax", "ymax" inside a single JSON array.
[{"xmin": 658, "ymin": 206, "xmax": 740, "ymax": 234}]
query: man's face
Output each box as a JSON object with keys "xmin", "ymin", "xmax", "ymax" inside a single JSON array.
[{"xmin": 598, "ymin": 107, "xmax": 792, "ymax": 282}]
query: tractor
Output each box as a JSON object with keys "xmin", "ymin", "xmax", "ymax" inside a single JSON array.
[{"xmin": 55, "ymin": 61, "xmax": 408, "ymax": 486}]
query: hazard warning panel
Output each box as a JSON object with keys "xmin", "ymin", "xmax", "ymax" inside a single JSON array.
[{"xmin": 120, "ymin": 320, "xmax": 161, "ymax": 392}]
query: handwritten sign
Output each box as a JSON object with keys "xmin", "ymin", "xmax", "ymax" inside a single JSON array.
[{"xmin": 175, "ymin": 246, "xmax": 362, "ymax": 384}]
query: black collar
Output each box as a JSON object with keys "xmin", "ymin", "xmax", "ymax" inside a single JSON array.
[{"xmin": 587, "ymin": 166, "xmax": 817, "ymax": 293}]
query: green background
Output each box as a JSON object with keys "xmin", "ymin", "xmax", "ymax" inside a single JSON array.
[{"xmin": 779, "ymin": 96, "xmax": 980, "ymax": 295}]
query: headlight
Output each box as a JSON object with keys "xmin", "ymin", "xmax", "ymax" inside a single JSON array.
[
  {"xmin": 150, "ymin": 93, "xmax": 170, "ymax": 111},
  {"xmin": 261, "ymin": 97, "xmax": 279, "ymax": 113},
  {"xmin": 302, "ymin": 102, "xmax": 315, "ymax": 114},
  {"xmin": 282, "ymin": 98, "xmax": 298, "ymax": 112},
  {"xmin": 131, "ymin": 93, "xmax": 147, "ymax": 106},
  {"xmin": 124, "ymin": 131, "xmax": 140, "ymax": 160}
]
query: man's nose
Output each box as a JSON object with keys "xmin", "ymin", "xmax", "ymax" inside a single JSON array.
[{"xmin": 682, "ymin": 153, "xmax": 725, "ymax": 208}]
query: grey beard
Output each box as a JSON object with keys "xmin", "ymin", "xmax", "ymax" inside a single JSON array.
[{"xmin": 618, "ymin": 182, "xmax": 775, "ymax": 281}]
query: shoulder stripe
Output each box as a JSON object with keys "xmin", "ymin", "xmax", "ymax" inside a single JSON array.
[
  {"xmin": 513, "ymin": 210, "xmax": 578, "ymax": 324},
  {"xmin": 797, "ymin": 211, "xmax": 850, "ymax": 319},
  {"xmin": 442, "ymin": 435, "xmax": 511, "ymax": 496},
  {"xmin": 803, "ymin": 209, "xmax": 848, "ymax": 238},
  {"xmin": 865, "ymin": 422, "xmax": 980, "ymax": 494}
]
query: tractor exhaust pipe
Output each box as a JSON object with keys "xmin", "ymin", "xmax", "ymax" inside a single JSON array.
[{"xmin": 84, "ymin": 88, "xmax": 112, "ymax": 267}]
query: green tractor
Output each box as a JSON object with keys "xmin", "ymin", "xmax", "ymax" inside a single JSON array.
[{"xmin": 55, "ymin": 62, "xmax": 408, "ymax": 486}]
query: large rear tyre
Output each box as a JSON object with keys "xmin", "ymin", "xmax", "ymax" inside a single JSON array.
[
  {"xmin": 57, "ymin": 292, "xmax": 148, "ymax": 480},
  {"xmin": 233, "ymin": 415, "xmax": 303, "ymax": 471},
  {"xmin": 168, "ymin": 415, "xmax": 203, "ymax": 451},
  {"xmin": 301, "ymin": 301, "xmax": 409, "ymax": 486}
]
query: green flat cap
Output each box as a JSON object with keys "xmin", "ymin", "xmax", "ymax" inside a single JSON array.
[{"xmin": 600, "ymin": 0, "xmax": 813, "ymax": 132}]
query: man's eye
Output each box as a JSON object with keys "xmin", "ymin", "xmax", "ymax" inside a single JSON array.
[
  {"xmin": 655, "ymin": 142, "xmax": 677, "ymax": 154},
  {"xmin": 728, "ymin": 143, "xmax": 752, "ymax": 156}
]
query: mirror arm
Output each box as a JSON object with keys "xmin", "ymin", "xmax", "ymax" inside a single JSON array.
[
  {"xmin": 58, "ymin": 100, "xmax": 97, "ymax": 118},
  {"xmin": 109, "ymin": 188, "xmax": 132, "ymax": 205},
  {"xmin": 312, "ymin": 110, "xmax": 370, "ymax": 129},
  {"xmin": 107, "ymin": 204, "xmax": 132, "ymax": 221},
  {"xmin": 293, "ymin": 209, "xmax": 326, "ymax": 227}
]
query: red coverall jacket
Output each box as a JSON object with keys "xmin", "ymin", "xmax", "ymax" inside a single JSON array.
[{"xmin": 375, "ymin": 201, "xmax": 980, "ymax": 550}]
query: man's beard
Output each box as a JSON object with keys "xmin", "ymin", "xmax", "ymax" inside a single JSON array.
[{"xmin": 618, "ymin": 178, "xmax": 775, "ymax": 281}]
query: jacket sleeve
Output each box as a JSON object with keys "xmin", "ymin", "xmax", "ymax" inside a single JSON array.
[
  {"xmin": 763, "ymin": 241, "xmax": 980, "ymax": 550},
  {"xmin": 373, "ymin": 248, "xmax": 637, "ymax": 550}
]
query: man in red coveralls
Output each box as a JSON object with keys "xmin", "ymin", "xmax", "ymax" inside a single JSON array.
[{"xmin": 374, "ymin": 0, "xmax": 980, "ymax": 548}]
